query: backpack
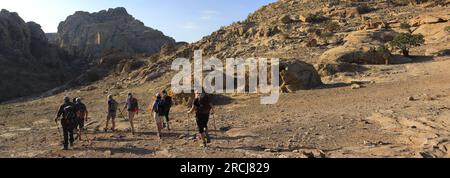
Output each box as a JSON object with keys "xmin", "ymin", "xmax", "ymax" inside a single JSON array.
[
  {"xmin": 164, "ymin": 96, "xmax": 173, "ymax": 108},
  {"xmin": 109, "ymin": 99, "xmax": 118, "ymax": 112},
  {"xmin": 130, "ymin": 98, "xmax": 138, "ymax": 111},
  {"xmin": 156, "ymin": 100, "xmax": 166, "ymax": 116},
  {"xmin": 196, "ymin": 94, "xmax": 212, "ymax": 114},
  {"xmin": 63, "ymin": 105, "xmax": 77, "ymax": 126},
  {"xmin": 75, "ymin": 103, "xmax": 87, "ymax": 119}
]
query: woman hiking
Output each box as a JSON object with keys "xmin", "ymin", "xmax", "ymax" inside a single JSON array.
[{"xmin": 187, "ymin": 91, "xmax": 214, "ymax": 147}]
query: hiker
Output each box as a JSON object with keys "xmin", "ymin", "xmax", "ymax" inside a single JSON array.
[
  {"xmin": 161, "ymin": 90, "xmax": 173, "ymax": 131},
  {"xmin": 105, "ymin": 95, "xmax": 118, "ymax": 132},
  {"xmin": 55, "ymin": 96, "xmax": 76, "ymax": 150},
  {"xmin": 151, "ymin": 93, "xmax": 164, "ymax": 139},
  {"xmin": 74, "ymin": 97, "xmax": 88, "ymax": 141},
  {"xmin": 122, "ymin": 93, "xmax": 139, "ymax": 135},
  {"xmin": 187, "ymin": 91, "xmax": 214, "ymax": 147}
]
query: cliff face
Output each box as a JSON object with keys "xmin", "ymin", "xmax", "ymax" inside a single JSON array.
[
  {"xmin": 0, "ymin": 9, "xmax": 73, "ymax": 102},
  {"xmin": 57, "ymin": 7, "xmax": 176, "ymax": 59}
]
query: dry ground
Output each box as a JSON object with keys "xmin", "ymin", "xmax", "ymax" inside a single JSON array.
[{"xmin": 1, "ymin": 56, "xmax": 450, "ymax": 158}]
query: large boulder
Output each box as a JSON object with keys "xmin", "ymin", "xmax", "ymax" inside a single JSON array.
[
  {"xmin": 319, "ymin": 29, "xmax": 395, "ymax": 64},
  {"xmin": 280, "ymin": 60, "xmax": 323, "ymax": 92},
  {"xmin": 412, "ymin": 22, "xmax": 450, "ymax": 43},
  {"xmin": 317, "ymin": 29, "xmax": 395, "ymax": 76},
  {"xmin": 57, "ymin": 7, "xmax": 176, "ymax": 59},
  {"xmin": 409, "ymin": 13, "xmax": 449, "ymax": 27},
  {"xmin": 413, "ymin": 21, "xmax": 450, "ymax": 56}
]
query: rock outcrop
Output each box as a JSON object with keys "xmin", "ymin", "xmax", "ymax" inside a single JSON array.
[
  {"xmin": 57, "ymin": 7, "xmax": 176, "ymax": 59},
  {"xmin": 0, "ymin": 9, "xmax": 74, "ymax": 102},
  {"xmin": 317, "ymin": 29, "xmax": 395, "ymax": 75},
  {"xmin": 280, "ymin": 60, "xmax": 323, "ymax": 92}
]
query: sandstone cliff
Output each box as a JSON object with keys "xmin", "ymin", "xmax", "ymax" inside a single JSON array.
[
  {"xmin": 57, "ymin": 7, "xmax": 176, "ymax": 59},
  {"xmin": 0, "ymin": 9, "xmax": 75, "ymax": 102}
]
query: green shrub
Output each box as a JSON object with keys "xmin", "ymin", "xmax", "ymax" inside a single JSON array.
[
  {"xmin": 389, "ymin": 33, "xmax": 425, "ymax": 57},
  {"xmin": 400, "ymin": 22, "xmax": 411, "ymax": 30}
]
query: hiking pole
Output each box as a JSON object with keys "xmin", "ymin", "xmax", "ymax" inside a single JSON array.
[
  {"xmin": 119, "ymin": 110, "xmax": 127, "ymax": 121},
  {"xmin": 54, "ymin": 119, "xmax": 63, "ymax": 145},
  {"xmin": 212, "ymin": 113, "xmax": 217, "ymax": 132},
  {"xmin": 186, "ymin": 113, "xmax": 191, "ymax": 139}
]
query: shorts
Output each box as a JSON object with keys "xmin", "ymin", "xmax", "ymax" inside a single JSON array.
[
  {"xmin": 107, "ymin": 111, "xmax": 116, "ymax": 119},
  {"xmin": 154, "ymin": 113, "xmax": 163, "ymax": 124},
  {"xmin": 196, "ymin": 113, "xmax": 210, "ymax": 134}
]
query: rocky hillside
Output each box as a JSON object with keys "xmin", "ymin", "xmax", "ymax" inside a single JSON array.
[
  {"xmin": 154, "ymin": 0, "xmax": 448, "ymax": 62},
  {"xmin": 121, "ymin": 0, "xmax": 449, "ymax": 94},
  {"xmin": 0, "ymin": 9, "xmax": 76, "ymax": 102},
  {"xmin": 56, "ymin": 7, "xmax": 176, "ymax": 59}
]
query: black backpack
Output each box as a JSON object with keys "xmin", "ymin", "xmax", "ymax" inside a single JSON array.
[
  {"xmin": 197, "ymin": 94, "xmax": 212, "ymax": 114},
  {"xmin": 156, "ymin": 100, "xmax": 166, "ymax": 116},
  {"xmin": 63, "ymin": 105, "xmax": 77, "ymax": 126}
]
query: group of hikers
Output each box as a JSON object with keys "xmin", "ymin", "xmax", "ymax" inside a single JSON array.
[{"xmin": 54, "ymin": 90, "xmax": 214, "ymax": 150}]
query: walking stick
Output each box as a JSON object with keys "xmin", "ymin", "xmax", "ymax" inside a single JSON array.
[
  {"xmin": 186, "ymin": 113, "xmax": 191, "ymax": 139},
  {"xmin": 119, "ymin": 109, "xmax": 128, "ymax": 121},
  {"xmin": 212, "ymin": 113, "xmax": 217, "ymax": 131},
  {"xmin": 54, "ymin": 119, "xmax": 63, "ymax": 144}
]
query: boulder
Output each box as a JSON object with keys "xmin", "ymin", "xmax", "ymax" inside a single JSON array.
[
  {"xmin": 280, "ymin": 60, "xmax": 323, "ymax": 92},
  {"xmin": 413, "ymin": 21, "xmax": 450, "ymax": 56},
  {"xmin": 319, "ymin": 29, "xmax": 395, "ymax": 65},
  {"xmin": 410, "ymin": 14, "xmax": 448, "ymax": 27},
  {"xmin": 412, "ymin": 22, "xmax": 450, "ymax": 43},
  {"xmin": 279, "ymin": 14, "xmax": 293, "ymax": 24}
]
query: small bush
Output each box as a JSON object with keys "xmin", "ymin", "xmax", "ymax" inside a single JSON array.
[
  {"xmin": 306, "ymin": 13, "xmax": 328, "ymax": 23},
  {"xmin": 400, "ymin": 22, "xmax": 411, "ymax": 30},
  {"xmin": 445, "ymin": 26, "xmax": 450, "ymax": 32},
  {"xmin": 389, "ymin": 33, "xmax": 425, "ymax": 57},
  {"xmin": 322, "ymin": 21, "xmax": 340, "ymax": 33}
]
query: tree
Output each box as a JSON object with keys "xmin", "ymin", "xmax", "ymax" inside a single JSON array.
[{"xmin": 389, "ymin": 33, "xmax": 424, "ymax": 57}]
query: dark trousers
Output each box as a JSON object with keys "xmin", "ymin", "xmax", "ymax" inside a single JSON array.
[
  {"xmin": 196, "ymin": 113, "xmax": 210, "ymax": 134},
  {"xmin": 62, "ymin": 122, "xmax": 74, "ymax": 148},
  {"xmin": 164, "ymin": 109, "xmax": 170, "ymax": 123}
]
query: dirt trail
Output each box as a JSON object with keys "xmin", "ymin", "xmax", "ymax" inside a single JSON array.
[{"xmin": 1, "ymin": 57, "xmax": 450, "ymax": 158}]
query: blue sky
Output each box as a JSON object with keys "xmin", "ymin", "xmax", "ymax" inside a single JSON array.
[{"xmin": 0, "ymin": 0, "xmax": 276, "ymax": 42}]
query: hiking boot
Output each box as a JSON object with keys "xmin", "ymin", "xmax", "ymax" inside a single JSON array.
[
  {"xmin": 206, "ymin": 136, "xmax": 211, "ymax": 143},
  {"xmin": 157, "ymin": 133, "xmax": 161, "ymax": 139},
  {"xmin": 201, "ymin": 141, "xmax": 207, "ymax": 148},
  {"xmin": 104, "ymin": 128, "xmax": 108, "ymax": 133},
  {"xmin": 162, "ymin": 123, "xmax": 166, "ymax": 129}
]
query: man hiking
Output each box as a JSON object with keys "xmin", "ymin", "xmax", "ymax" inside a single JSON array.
[
  {"xmin": 105, "ymin": 95, "xmax": 118, "ymax": 132},
  {"xmin": 188, "ymin": 91, "xmax": 214, "ymax": 147},
  {"xmin": 74, "ymin": 97, "xmax": 88, "ymax": 141},
  {"xmin": 161, "ymin": 90, "xmax": 173, "ymax": 131},
  {"xmin": 151, "ymin": 93, "xmax": 164, "ymax": 139},
  {"xmin": 122, "ymin": 93, "xmax": 139, "ymax": 135},
  {"xmin": 55, "ymin": 96, "xmax": 76, "ymax": 150}
]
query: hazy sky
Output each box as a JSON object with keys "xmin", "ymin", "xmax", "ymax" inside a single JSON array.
[{"xmin": 0, "ymin": 0, "xmax": 276, "ymax": 42}]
